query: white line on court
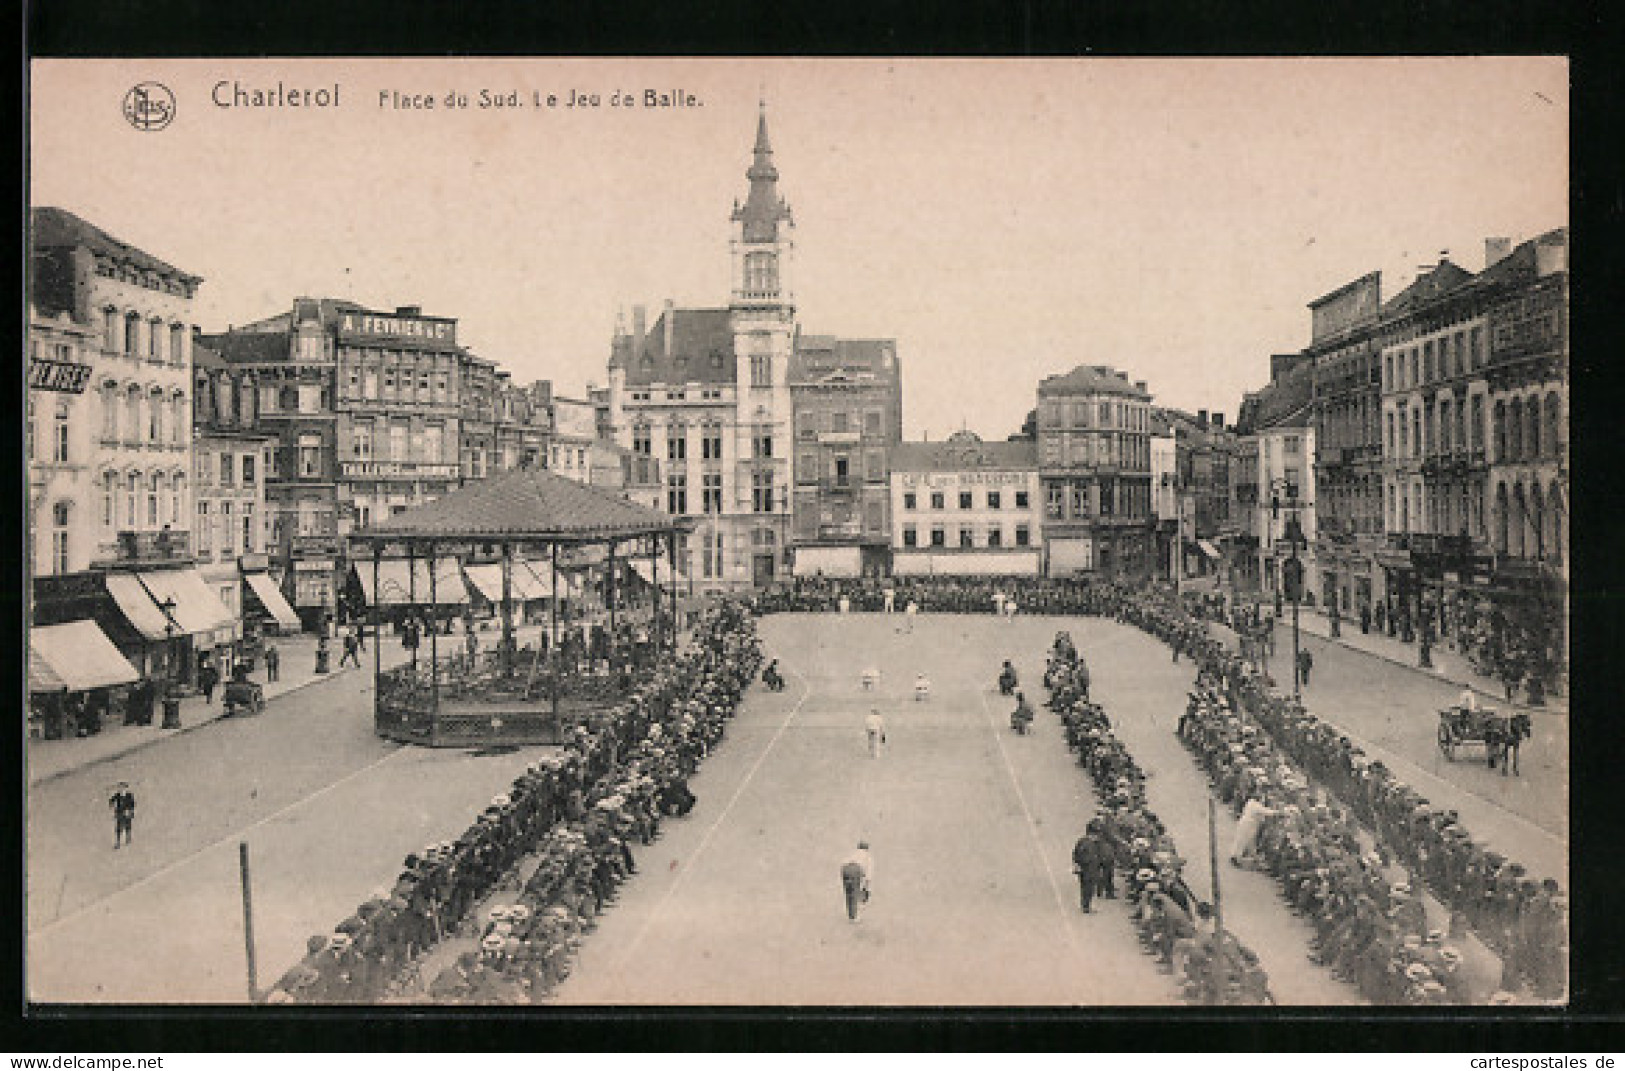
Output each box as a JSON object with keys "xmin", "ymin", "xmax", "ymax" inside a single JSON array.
[
  {"xmin": 976, "ymin": 687, "xmax": 1079, "ymax": 950},
  {"xmin": 32, "ymin": 744, "xmax": 412, "ymax": 937},
  {"xmin": 604, "ymin": 653, "xmax": 812, "ymax": 980}
]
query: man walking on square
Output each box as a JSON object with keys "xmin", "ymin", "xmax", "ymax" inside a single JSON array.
[
  {"xmin": 865, "ymin": 709, "xmax": 887, "ymax": 758},
  {"xmin": 109, "ymin": 782, "xmax": 136, "ymax": 849},
  {"xmin": 841, "ymin": 841, "xmax": 873, "ymax": 922},
  {"xmin": 264, "ymin": 642, "xmax": 280, "ymax": 682}
]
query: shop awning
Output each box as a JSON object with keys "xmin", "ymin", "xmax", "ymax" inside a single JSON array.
[
  {"xmin": 244, "ymin": 572, "xmax": 302, "ymax": 631},
  {"xmin": 104, "ymin": 569, "xmax": 236, "ymax": 640},
  {"xmin": 462, "ymin": 561, "xmax": 555, "ymax": 603},
  {"xmin": 1198, "ymin": 539, "xmax": 1222, "ymax": 560},
  {"xmin": 29, "ymin": 620, "xmax": 141, "ymax": 693},
  {"xmin": 353, "ymin": 559, "xmax": 470, "ymax": 607}
]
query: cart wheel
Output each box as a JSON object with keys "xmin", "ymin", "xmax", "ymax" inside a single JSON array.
[{"xmin": 1437, "ymin": 723, "xmax": 1454, "ymax": 760}]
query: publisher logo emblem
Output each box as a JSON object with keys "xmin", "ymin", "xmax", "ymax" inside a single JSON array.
[{"xmin": 123, "ymin": 82, "xmax": 175, "ymax": 131}]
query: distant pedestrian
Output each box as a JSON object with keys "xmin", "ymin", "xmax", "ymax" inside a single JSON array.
[
  {"xmin": 883, "ymin": 587, "xmax": 895, "ymax": 614},
  {"xmin": 339, "ymin": 631, "xmax": 361, "ymax": 668},
  {"xmin": 109, "ymin": 782, "xmax": 136, "ymax": 849},
  {"xmin": 352, "ymin": 623, "xmax": 366, "ymax": 652},
  {"xmin": 1296, "ymin": 648, "xmax": 1314, "ymax": 687},
  {"xmin": 904, "ymin": 600, "xmax": 918, "ymax": 633},
  {"xmin": 198, "ymin": 661, "xmax": 220, "ymax": 704},
  {"xmin": 861, "ymin": 666, "xmax": 880, "ymax": 692},
  {"xmin": 913, "ymin": 673, "xmax": 931, "ymax": 702},
  {"xmin": 1072, "ymin": 832, "xmax": 1102, "ymax": 912},
  {"xmin": 841, "ymin": 841, "xmax": 873, "ymax": 922},
  {"xmin": 838, "ymin": 594, "xmax": 851, "ymax": 614},
  {"xmin": 865, "ymin": 709, "xmax": 887, "ymax": 758},
  {"xmin": 264, "ymin": 643, "xmax": 280, "ymax": 682}
]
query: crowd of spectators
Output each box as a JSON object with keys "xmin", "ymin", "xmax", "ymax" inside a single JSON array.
[
  {"xmin": 1046, "ymin": 635, "xmax": 1272, "ymax": 1005},
  {"xmin": 265, "ymin": 601, "xmax": 761, "ymax": 1004},
  {"xmin": 1110, "ymin": 583, "xmax": 1567, "ymax": 1003}
]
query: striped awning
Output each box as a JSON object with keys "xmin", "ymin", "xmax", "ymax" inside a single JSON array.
[
  {"xmin": 462, "ymin": 561, "xmax": 556, "ymax": 602},
  {"xmin": 29, "ymin": 620, "xmax": 141, "ymax": 693},
  {"xmin": 353, "ymin": 558, "xmax": 470, "ymax": 606},
  {"xmin": 104, "ymin": 569, "xmax": 237, "ymax": 640}
]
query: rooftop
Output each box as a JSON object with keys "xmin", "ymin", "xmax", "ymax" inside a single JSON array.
[
  {"xmin": 354, "ymin": 466, "xmax": 684, "ymax": 543},
  {"xmin": 31, "ymin": 206, "xmax": 202, "ymax": 286},
  {"xmin": 1037, "ymin": 364, "xmax": 1150, "ymax": 399}
]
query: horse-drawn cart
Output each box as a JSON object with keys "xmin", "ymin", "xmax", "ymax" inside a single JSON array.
[
  {"xmin": 223, "ymin": 676, "xmax": 266, "ymax": 717},
  {"xmin": 1436, "ymin": 705, "xmax": 1532, "ymax": 774}
]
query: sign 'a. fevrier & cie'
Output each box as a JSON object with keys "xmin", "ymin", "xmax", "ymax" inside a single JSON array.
[{"xmin": 339, "ymin": 311, "xmax": 457, "ymax": 344}]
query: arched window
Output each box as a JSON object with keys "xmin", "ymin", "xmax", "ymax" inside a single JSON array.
[
  {"xmin": 1438, "ymin": 399, "xmax": 1451, "ymax": 453},
  {"xmin": 171, "ymin": 473, "xmax": 185, "ymax": 525},
  {"xmin": 125, "ymin": 387, "xmax": 142, "ymax": 443},
  {"xmin": 172, "ymin": 393, "xmax": 187, "ymax": 444},
  {"xmin": 101, "ymin": 381, "xmax": 120, "ymax": 440},
  {"xmin": 147, "ymin": 473, "xmax": 162, "ymax": 525},
  {"xmin": 54, "ymin": 397, "xmax": 72, "ymax": 463},
  {"xmin": 1510, "ymin": 484, "xmax": 1527, "ymax": 557},
  {"xmin": 240, "ymin": 378, "xmax": 256, "ymax": 424},
  {"xmin": 1545, "ymin": 392, "xmax": 1562, "ymax": 457},
  {"xmin": 1549, "ymin": 478, "xmax": 1564, "ymax": 559},
  {"xmin": 1494, "ymin": 482, "xmax": 1509, "ymax": 554},
  {"xmin": 124, "ymin": 311, "xmax": 141, "ymax": 356},
  {"xmin": 149, "ymin": 317, "xmax": 163, "ymax": 360},
  {"xmin": 1509, "ymin": 397, "xmax": 1524, "ymax": 461},
  {"xmin": 125, "ymin": 473, "xmax": 139, "ymax": 527},
  {"xmin": 149, "ymin": 387, "xmax": 165, "ymax": 442},
  {"xmin": 1529, "ymin": 482, "xmax": 1545, "ymax": 559},
  {"xmin": 1526, "ymin": 398, "xmax": 1541, "ymax": 460},
  {"xmin": 102, "ymin": 471, "xmax": 117, "ymax": 527},
  {"xmin": 1493, "ymin": 401, "xmax": 1507, "ymax": 462},
  {"xmin": 51, "ymin": 501, "xmax": 71, "ymax": 574}
]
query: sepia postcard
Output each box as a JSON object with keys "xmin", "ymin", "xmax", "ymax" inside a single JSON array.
[{"xmin": 25, "ymin": 57, "xmax": 1569, "ymax": 1012}]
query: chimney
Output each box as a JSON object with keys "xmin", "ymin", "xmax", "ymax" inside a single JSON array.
[
  {"xmin": 632, "ymin": 305, "xmax": 647, "ymax": 354},
  {"xmin": 1485, "ymin": 237, "xmax": 1511, "ymax": 269},
  {"xmin": 1134, "ymin": 380, "xmax": 1147, "ymax": 394},
  {"xmin": 396, "ymin": 305, "xmax": 421, "ymax": 317},
  {"xmin": 663, "ymin": 299, "xmax": 675, "ymax": 360},
  {"xmin": 1197, "ymin": 409, "xmax": 1209, "ymax": 428},
  {"xmin": 1212, "ymin": 413, "xmax": 1225, "ymax": 429}
]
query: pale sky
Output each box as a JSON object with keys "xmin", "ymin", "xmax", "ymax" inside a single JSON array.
[{"xmin": 30, "ymin": 57, "xmax": 1567, "ymax": 439}]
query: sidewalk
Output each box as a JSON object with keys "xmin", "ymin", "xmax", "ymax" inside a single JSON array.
[
  {"xmin": 1280, "ymin": 608, "xmax": 1568, "ymax": 717},
  {"xmin": 26, "ymin": 621, "xmax": 582, "ymax": 788},
  {"xmin": 26, "ymin": 632, "xmax": 392, "ymax": 788}
]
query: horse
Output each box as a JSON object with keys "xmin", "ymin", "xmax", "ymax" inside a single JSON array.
[{"xmin": 1486, "ymin": 713, "xmax": 1533, "ymax": 776}]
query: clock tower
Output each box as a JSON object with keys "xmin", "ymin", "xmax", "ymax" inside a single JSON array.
[{"xmin": 729, "ymin": 102, "xmax": 795, "ymax": 584}]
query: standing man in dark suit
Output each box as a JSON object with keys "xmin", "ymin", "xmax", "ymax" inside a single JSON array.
[{"xmin": 1072, "ymin": 831, "xmax": 1102, "ymax": 913}]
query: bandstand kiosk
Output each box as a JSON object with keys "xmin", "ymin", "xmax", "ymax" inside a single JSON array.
[{"xmin": 350, "ymin": 467, "xmax": 690, "ymax": 747}]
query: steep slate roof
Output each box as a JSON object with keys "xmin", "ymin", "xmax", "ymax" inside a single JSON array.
[
  {"xmin": 1381, "ymin": 260, "xmax": 1474, "ymax": 318},
  {"xmin": 354, "ymin": 467, "xmax": 684, "ymax": 542},
  {"xmin": 1246, "ymin": 360, "xmax": 1316, "ymax": 432},
  {"xmin": 1037, "ymin": 364, "xmax": 1150, "ymax": 399},
  {"xmin": 890, "ymin": 439, "xmax": 1039, "ymax": 473},
  {"xmin": 192, "ymin": 341, "xmax": 227, "ymax": 371},
  {"xmin": 621, "ymin": 307, "xmax": 736, "ymax": 386},
  {"xmin": 199, "ymin": 330, "xmax": 289, "ymax": 364},
  {"xmin": 789, "ymin": 335, "xmax": 898, "ymax": 384},
  {"xmin": 31, "ymin": 206, "xmax": 202, "ymax": 285}
]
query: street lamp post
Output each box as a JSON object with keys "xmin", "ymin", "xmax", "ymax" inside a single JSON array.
[
  {"xmin": 1273, "ymin": 481, "xmax": 1306, "ymax": 702},
  {"xmin": 158, "ymin": 596, "xmax": 182, "ymax": 728}
]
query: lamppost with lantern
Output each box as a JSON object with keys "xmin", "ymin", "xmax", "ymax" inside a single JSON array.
[
  {"xmin": 158, "ymin": 595, "xmax": 183, "ymax": 728},
  {"xmin": 1271, "ymin": 480, "xmax": 1308, "ymax": 702}
]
